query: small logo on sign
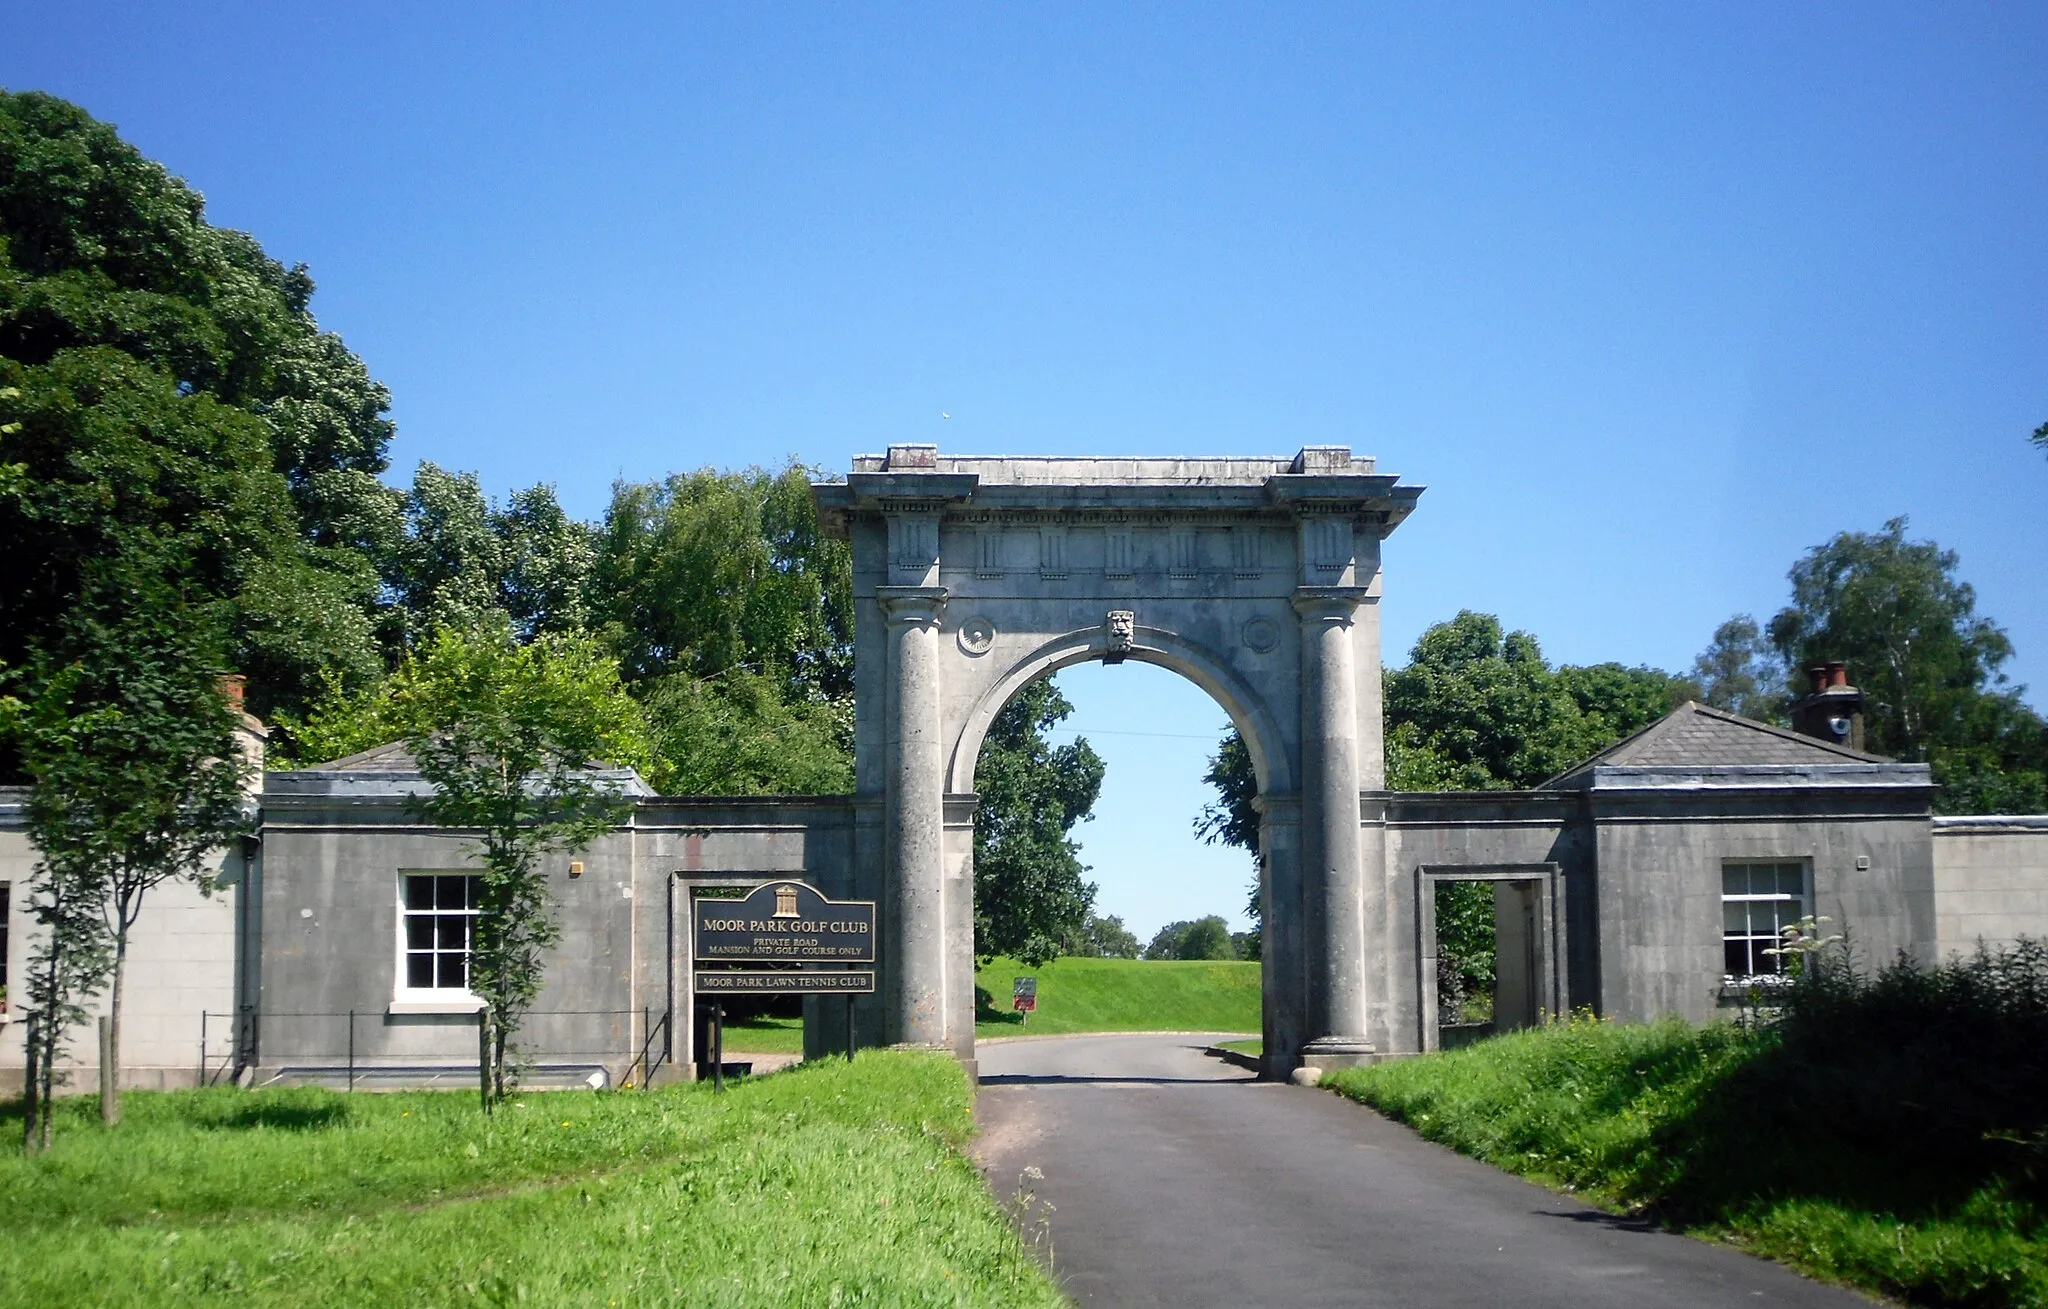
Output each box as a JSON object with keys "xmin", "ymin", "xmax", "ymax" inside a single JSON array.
[{"xmin": 773, "ymin": 885, "xmax": 801, "ymax": 918}]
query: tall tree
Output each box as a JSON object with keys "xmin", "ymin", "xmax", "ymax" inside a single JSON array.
[
  {"xmin": 11, "ymin": 608, "xmax": 251, "ymax": 1126},
  {"xmin": 1693, "ymin": 614, "xmax": 1790, "ymax": 723},
  {"xmin": 378, "ymin": 463, "xmax": 594, "ymax": 653},
  {"xmin": 1059, "ymin": 913, "xmax": 1141, "ymax": 959},
  {"xmin": 973, "ymin": 679, "xmax": 1105, "ymax": 966},
  {"xmin": 0, "ymin": 91, "xmax": 397, "ymax": 722},
  {"xmin": 590, "ymin": 464, "xmax": 853, "ymax": 794},
  {"xmin": 1144, "ymin": 916, "xmax": 1237, "ymax": 961},
  {"xmin": 390, "ymin": 625, "xmax": 651, "ymax": 1106},
  {"xmin": 1768, "ymin": 517, "xmax": 2048, "ymax": 812}
]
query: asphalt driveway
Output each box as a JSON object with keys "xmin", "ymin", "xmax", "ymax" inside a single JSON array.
[{"xmin": 974, "ymin": 1033, "xmax": 1877, "ymax": 1308}]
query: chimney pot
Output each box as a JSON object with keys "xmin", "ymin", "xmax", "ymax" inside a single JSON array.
[
  {"xmin": 1826, "ymin": 661, "xmax": 1849, "ymax": 690},
  {"xmin": 1806, "ymin": 664, "xmax": 1829, "ymax": 695},
  {"xmin": 219, "ymin": 674, "xmax": 247, "ymax": 712}
]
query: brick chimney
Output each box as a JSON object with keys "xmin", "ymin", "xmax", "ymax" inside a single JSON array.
[{"xmin": 1789, "ymin": 661, "xmax": 1865, "ymax": 752}]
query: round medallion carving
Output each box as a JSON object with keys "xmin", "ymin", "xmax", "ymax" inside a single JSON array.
[
  {"xmin": 1241, "ymin": 616, "xmax": 1280, "ymax": 653},
  {"xmin": 958, "ymin": 616, "xmax": 996, "ymax": 656}
]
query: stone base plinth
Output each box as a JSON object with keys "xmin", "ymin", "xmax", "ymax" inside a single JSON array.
[{"xmin": 1297, "ymin": 1037, "xmax": 1378, "ymax": 1074}]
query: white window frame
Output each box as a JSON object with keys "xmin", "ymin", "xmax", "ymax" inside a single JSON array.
[
  {"xmin": 391, "ymin": 872, "xmax": 485, "ymax": 1014},
  {"xmin": 1721, "ymin": 859, "xmax": 1811, "ymax": 986}
]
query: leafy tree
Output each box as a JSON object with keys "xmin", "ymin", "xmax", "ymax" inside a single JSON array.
[
  {"xmin": 372, "ymin": 463, "xmax": 595, "ymax": 654},
  {"xmin": 1058, "ymin": 913, "xmax": 1141, "ymax": 959},
  {"xmin": 0, "ymin": 92, "xmax": 396, "ymax": 722},
  {"xmin": 973, "ymin": 679, "xmax": 1105, "ymax": 966},
  {"xmin": 1767, "ymin": 517, "xmax": 2048, "ymax": 812},
  {"xmin": 638, "ymin": 667, "xmax": 851, "ymax": 796},
  {"xmin": 1194, "ymin": 728, "xmax": 1262, "ymax": 941},
  {"xmin": 1145, "ymin": 915, "xmax": 1237, "ymax": 961},
  {"xmin": 1693, "ymin": 615, "xmax": 1791, "ymax": 722},
  {"xmin": 1556, "ymin": 661, "xmax": 1699, "ymax": 742},
  {"xmin": 589, "ymin": 463, "xmax": 854, "ymax": 795},
  {"xmin": 8, "ymin": 605, "xmax": 250, "ymax": 1130},
  {"xmin": 1433, "ymin": 880, "xmax": 1497, "ymax": 1022},
  {"xmin": 1200, "ymin": 612, "xmax": 1690, "ymax": 967},
  {"xmin": 592, "ymin": 464, "xmax": 851, "ymax": 697},
  {"xmin": 10, "ymin": 773, "xmax": 110, "ymax": 1151},
  {"xmin": 387, "ymin": 625, "xmax": 652, "ymax": 1106}
]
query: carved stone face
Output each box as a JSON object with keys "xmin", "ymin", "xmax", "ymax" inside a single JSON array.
[{"xmin": 1106, "ymin": 609, "xmax": 1135, "ymax": 653}]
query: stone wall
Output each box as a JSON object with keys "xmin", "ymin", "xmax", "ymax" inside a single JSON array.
[{"xmin": 1933, "ymin": 816, "xmax": 2048, "ymax": 957}]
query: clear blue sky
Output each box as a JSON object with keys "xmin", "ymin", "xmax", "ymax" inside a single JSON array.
[{"xmin": 9, "ymin": 5, "xmax": 2046, "ymax": 936}]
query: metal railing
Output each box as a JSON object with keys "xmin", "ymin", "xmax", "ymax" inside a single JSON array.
[{"xmin": 207, "ymin": 1007, "xmax": 672, "ymax": 1091}]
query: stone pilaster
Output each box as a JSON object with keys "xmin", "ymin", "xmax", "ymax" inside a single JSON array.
[
  {"xmin": 1295, "ymin": 585, "xmax": 1375, "ymax": 1065},
  {"xmin": 880, "ymin": 584, "xmax": 948, "ymax": 1048}
]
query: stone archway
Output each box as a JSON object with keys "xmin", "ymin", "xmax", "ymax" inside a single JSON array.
[{"xmin": 813, "ymin": 446, "xmax": 1422, "ymax": 1077}]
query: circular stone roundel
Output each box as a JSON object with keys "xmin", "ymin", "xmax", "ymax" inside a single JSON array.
[
  {"xmin": 1241, "ymin": 616, "xmax": 1280, "ymax": 653},
  {"xmin": 958, "ymin": 616, "xmax": 996, "ymax": 656}
]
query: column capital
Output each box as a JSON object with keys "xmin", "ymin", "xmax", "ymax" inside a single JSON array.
[
  {"xmin": 1251, "ymin": 790, "xmax": 1302, "ymax": 822},
  {"xmin": 1292, "ymin": 585, "xmax": 1370, "ymax": 621},
  {"xmin": 877, "ymin": 585, "xmax": 948, "ymax": 624}
]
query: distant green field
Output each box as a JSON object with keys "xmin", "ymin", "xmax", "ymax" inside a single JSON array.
[
  {"xmin": 718, "ymin": 1013, "xmax": 804, "ymax": 1053},
  {"xmin": 974, "ymin": 955, "xmax": 1261, "ymax": 1037}
]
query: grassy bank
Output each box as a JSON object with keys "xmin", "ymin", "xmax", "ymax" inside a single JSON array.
[
  {"xmin": 1325, "ymin": 948, "xmax": 2048, "ymax": 1309},
  {"xmin": 974, "ymin": 954, "xmax": 1260, "ymax": 1036},
  {"xmin": 2, "ymin": 1053, "xmax": 1062, "ymax": 1308}
]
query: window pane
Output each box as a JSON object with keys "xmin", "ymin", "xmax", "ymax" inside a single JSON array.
[
  {"xmin": 405, "ymin": 917, "xmax": 434, "ymax": 949},
  {"xmin": 1725, "ymin": 939, "xmax": 1750, "ymax": 975},
  {"xmin": 438, "ymin": 953, "xmax": 468, "ymax": 989},
  {"xmin": 1779, "ymin": 865, "xmax": 1804, "ymax": 896},
  {"xmin": 437, "ymin": 917, "xmax": 470, "ymax": 950},
  {"xmin": 464, "ymin": 877, "xmax": 482, "ymax": 909},
  {"xmin": 1723, "ymin": 901, "xmax": 1747, "ymax": 932},
  {"xmin": 404, "ymin": 877, "xmax": 435, "ymax": 910},
  {"xmin": 434, "ymin": 877, "xmax": 462, "ymax": 910},
  {"xmin": 407, "ymin": 954, "xmax": 434, "ymax": 988},
  {"xmin": 1722, "ymin": 866, "xmax": 1745, "ymax": 896}
]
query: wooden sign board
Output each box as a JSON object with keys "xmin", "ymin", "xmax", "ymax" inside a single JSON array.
[{"xmin": 694, "ymin": 881, "xmax": 877, "ymax": 965}]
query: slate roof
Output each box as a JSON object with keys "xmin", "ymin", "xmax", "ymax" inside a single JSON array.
[
  {"xmin": 1541, "ymin": 702, "xmax": 1889, "ymax": 789},
  {"xmin": 309, "ymin": 740, "xmax": 419, "ymax": 771}
]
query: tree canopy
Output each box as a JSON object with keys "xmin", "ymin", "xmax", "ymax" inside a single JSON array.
[
  {"xmin": 0, "ymin": 91, "xmax": 396, "ymax": 727},
  {"xmin": 1145, "ymin": 916, "xmax": 1238, "ymax": 961},
  {"xmin": 1764, "ymin": 518, "xmax": 2047, "ymax": 812}
]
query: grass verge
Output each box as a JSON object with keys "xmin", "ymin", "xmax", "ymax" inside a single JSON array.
[
  {"xmin": 973, "ymin": 955, "xmax": 1259, "ymax": 1037},
  {"xmin": 1325, "ymin": 1016, "xmax": 2048, "ymax": 1307},
  {"xmin": 2, "ymin": 1053, "xmax": 1063, "ymax": 1308}
]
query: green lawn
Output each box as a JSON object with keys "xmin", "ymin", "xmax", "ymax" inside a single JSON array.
[
  {"xmin": 2, "ymin": 1054, "xmax": 1063, "ymax": 1308},
  {"xmin": 1325, "ymin": 1017, "xmax": 2048, "ymax": 1308},
  {"xmin": 974, "ymin": 955, "xmax": 1260, "ymax": 1037},
  {"xmin": 720, "ymin": 1013, "xmax": 804, "ymax": 1054}
]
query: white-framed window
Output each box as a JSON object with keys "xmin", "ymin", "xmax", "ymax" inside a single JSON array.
[
  {"xmin": 398, "ymin": 873, "xmax": 481, "ymax": 996},
  {"xmin": 1722, "ymin": 860, "xmax": 1808, "ymax": 981}
]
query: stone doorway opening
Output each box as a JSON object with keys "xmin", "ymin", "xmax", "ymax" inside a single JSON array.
[{"xmin": 1415, "ymin": 864, "xmax": 1562, "ymax": 1051}]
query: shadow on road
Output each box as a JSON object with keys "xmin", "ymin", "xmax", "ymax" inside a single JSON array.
[
  {"xmin": 980, "ymin": 1073, "xmax": 1258, "ymax": 1086},
  {"xmin": 1534, "ymin": 1209, "xmax": 1665, "ymax": 1235}
]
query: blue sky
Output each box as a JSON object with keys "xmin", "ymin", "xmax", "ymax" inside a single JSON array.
[{"xmin": 9, "ymin": 4, "xmax": 2045, "ymax": 936}]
